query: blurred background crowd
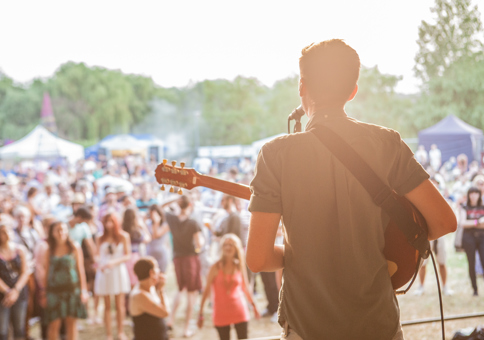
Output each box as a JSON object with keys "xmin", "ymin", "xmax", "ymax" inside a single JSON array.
[
  {"xmin": 0, "ymin": 154, "xmax": 279, "ymax": 340},
  {"xmin": 0, "ymin": 142, "xmax": 483, "ymax": 340}
]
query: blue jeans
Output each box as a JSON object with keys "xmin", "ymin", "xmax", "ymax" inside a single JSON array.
[{"xmin": 0, "ymin": 297, "xmax": 28, "ymax": 340}]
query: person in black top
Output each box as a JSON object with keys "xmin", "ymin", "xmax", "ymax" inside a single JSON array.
[
  {"xmin": 0, "ymin": 222, "xmax": 30, "ymax": 340},
  {"xmin": 460, "ymin": 186, "xmax": 484, "ymax": 296},
  {"xmin": 214, "ymin": 195, "xmax": 242, "ymax": 241},
  {"xmin": 129, "ymin": 257, "xmax": 169, "ymax": 340},
  {"xmin": 164, "ymin": 195, "xmax": 204, "ymax": 338}
]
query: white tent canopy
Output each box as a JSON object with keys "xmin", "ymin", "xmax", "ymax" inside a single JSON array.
[
  {"xmin": 198, "ymin": 145, "xmax": 254, "ymax": 158},
  {"xmin": 99, "ymin": 134, "xmax": 148, "ymax": 151},
  {"xmin": 0, "ymin": 125, "xmax": 84, "ymax": 163},
  {"xmin": 251, "ymin": 133, "xmax": 286, "ymax": 154}
]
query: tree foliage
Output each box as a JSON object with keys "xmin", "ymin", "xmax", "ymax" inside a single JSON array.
[
  {"xmin": 0, "ymin": 63, "xmax": 424, "ymax": 148},
  {"xmin": 416, "ymin": 52, "xmax": 484, "ymax": 129},
  {"xmin": 414, "ymin": 0, "xmax": 483, "ymax": 83},
  {"xmin": 413, "ymin": 0, "xmax": 484, "ymax": 131},
  {"xmin": 347, "ymin": 66, "xmax": 416, "ymax": 136},
  {"xmin": 3, "ymin": 13, "xmax": 484, "ymax": 153},
  {"xmin": 198, "ymin": 77, "xmax": 269, "ymax": 146},
  {"xmin": 0, "ymin": 71, "xmax": 42, "ymax": 140},
  {"xmin": 48, "ymin": 62, "xmax": 142, "ymax": 140}
]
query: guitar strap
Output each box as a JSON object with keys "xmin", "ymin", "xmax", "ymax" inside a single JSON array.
[{"xmin": 310, "ymin": 125, "xmax": 430, "ymax": 259}]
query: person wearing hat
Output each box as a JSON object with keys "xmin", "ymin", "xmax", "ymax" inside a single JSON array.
[
  {"xmin": 38, "ymin": 181, "xmax": 60, "ymax": 215},
  {"xmin": 116, "ymin": 185, "xmax": 128, "ymax": 203},
  {"xmin": 76, "ymin": 180, "xmax": 96, "ymax": 205},
  {"xmin": 473, "ymin": 174, "xmax": 484, "ymax": 196},
  {"xmin": 52, "ymin": 190, "xmax": 73, "ymax": 223},
  {"xmin": 71, "ymin": 192, "xmax": 86, "ymax": 215},
  {"xmin": 98, "ymin": 187, "xmax": 123, "ymax": 220}
]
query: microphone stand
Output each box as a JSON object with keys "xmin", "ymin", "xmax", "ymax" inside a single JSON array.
[{"xmin": 293, "ymin": 119, "xmax": 302, "ymax": 133}]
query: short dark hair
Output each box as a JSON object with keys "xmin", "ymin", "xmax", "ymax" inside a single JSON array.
[
  {"xmin": 74, "ymin": 207, "xmax": 92, "ymax": 220},
  {"xmin": 178, "ymin": 195, "xmax": 191, "ymax": 210},
  {"xmin": 134, "ymin": 257, "xmax": 156, "ymax": 281},
  {"xmin": 229, "ymin": 166, "xmax": 238, "ymax": 176},
  {"xmin": 299, "ymin": 39, "xmax": 360, "ymax": 104}
]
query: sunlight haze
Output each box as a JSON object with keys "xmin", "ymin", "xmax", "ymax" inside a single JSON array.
[{"xmin": 1, "ymin": 0, "xmax": 481, "ymax": 93}]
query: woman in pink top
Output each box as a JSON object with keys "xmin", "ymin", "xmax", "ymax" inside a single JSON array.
[{"xmin": 198, "ymin": 233, "xmax": 259, "ymax": 340}]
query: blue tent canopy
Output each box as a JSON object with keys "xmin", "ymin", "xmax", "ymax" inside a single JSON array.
[
  {"xmin": 84, "ymin": 134, "xmax": 166, "ymax": 160},
  {"xmin": 418, "ymin": 115, "xmax": 483, "ymax": 163}
]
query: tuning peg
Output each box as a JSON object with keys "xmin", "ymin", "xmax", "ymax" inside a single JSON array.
[
  {"xmin": 163, "ymin": 159, "xmax": 167, "ymax": 165},
  {"xmin": 169, "ymin": 187, "xmax": 174, "ymax": 193},
  {"xmin": 172, "ymin": 161, "xmax": 177, "ymax": 167},
  {"xmin": 178, "ymin": 188, "xmax": 183, "ymax": 195},
  {"xmin": 180, "ymin": 162, "xmax": 185, "ymax": 169},
  {"xmin": 160, "ymin": 185, "xmax": 165, "ymax": 191}
]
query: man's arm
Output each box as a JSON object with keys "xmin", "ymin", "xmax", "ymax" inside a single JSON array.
[
  {"xmin": 193, "ymin": 231, "xmax": 204, "ymax": 253},
  {"xmin": 404, "ymin": 179, "xmax": 457, "ymax": 240},
  {"xmin": 246, "ymin": 212, "xmax": 284, "ymax": 273},
  {"xmin": 227, "ymin": 213, "xmax": 242, "ymax": 237}
]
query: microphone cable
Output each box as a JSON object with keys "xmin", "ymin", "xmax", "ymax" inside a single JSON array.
[{"xmin": 429, "ymin": 250, "xmax": 445, "ymax": 340}]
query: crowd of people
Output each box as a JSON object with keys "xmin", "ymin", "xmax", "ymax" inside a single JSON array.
[
  {"xmin": 413, "ymin": 145, "xmax": 484, "ymax": 297},
  {"xmin": 0, "ymin": 155, "xmax": 274, "ymax": 340},
  {"xmin": 0, "ymin": 145, "xmax": 483, "ymax": 340}
]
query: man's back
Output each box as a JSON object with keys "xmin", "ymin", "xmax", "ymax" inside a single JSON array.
[
  {"xmin": 247, "ymin": 39, "xmax": 455, "ymax": 340},
  {"xmin": 249, "ymin": 112, "xmax": 428, "ymax": 339},
  {"xmin": 166, "ymin": 212, "xmax": 201, "ymax": 258}
]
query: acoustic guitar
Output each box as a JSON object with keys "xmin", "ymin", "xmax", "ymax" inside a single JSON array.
[{"xmin": 155, "ymin": 160, "xmax": 427, "ymax": 291}]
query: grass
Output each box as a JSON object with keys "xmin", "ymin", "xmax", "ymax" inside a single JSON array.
[{"xmin": 29, "ymin": 233, "xmax": 483, "ymax": 339}]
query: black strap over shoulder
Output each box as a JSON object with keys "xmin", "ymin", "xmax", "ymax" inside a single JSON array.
[{"xmin": 310, "ymin": 125, "xmax": 430, "ymax": 259}]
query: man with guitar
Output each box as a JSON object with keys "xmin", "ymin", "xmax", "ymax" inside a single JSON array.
[{"xmin": 245, "ymin": 40, "xmax": 456, "ymax": 340}]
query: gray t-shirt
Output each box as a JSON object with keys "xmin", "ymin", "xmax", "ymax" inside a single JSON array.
[{"xmin": 249, "ymin": 110, "xmax": 429, "ymax": 340}]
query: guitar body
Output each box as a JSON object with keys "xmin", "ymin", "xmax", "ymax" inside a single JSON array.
[
  {"xmin": 384, "ymin": 193, "xmax": 427, "ymax": 289},
  {"xmin": 155, "ymin": 162, "xmax": 427, "ymax": 290}
]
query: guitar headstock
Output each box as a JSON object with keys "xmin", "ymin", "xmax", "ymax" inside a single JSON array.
[{"xmin": 154, "ymin": 159, "xmax": 200, "ymax": 195}]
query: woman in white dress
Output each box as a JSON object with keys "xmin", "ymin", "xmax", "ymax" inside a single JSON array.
[{"xmin": 94, "ymin": 213, "xmax": 131, "ymax": 340}]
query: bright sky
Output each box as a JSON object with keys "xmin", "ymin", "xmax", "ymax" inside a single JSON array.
[{"xmin": 0, "ymin": 0, "xmax": 481, "ymax": 94}]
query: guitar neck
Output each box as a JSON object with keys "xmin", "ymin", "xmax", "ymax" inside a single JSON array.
[{"xmin": 198, "ymin": 175, "xmax": 251, "ymax": 201}]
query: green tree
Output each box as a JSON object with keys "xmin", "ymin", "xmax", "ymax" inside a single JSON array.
[
  {"xmin": 0, "ymin": 71, "xmax": 14, "ymax": 104},
  {"xmin": 346, "ymin": 66, "xmax": 417, "ymax": 137},
  {"xmin": 198, "ymin": 76, "xmax": 268, "ymax": 146},
  {"xmin": 48, "ymin": 62, "xmax": 156, "ymax": 140},
  {"xmin": 416, "ymin": 52, "xmax": 484, "ymax": 130},
  {"xmin": 264, "ymin": 76, "xmax": 301, "ymax": 136},
  {"xmin": 414, "ymin": 0, "xmax": 483, "ymax": 84},
  {"xmin": 126, "ymin": 75, "xmax": 157, "ymax": 126},
  {"xmin": 0, "ymin": 87, "xmax": 41, "ymax": 140}
]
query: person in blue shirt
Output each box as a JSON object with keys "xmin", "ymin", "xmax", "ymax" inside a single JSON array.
[{"xmin": 136, "ymin": 183, "xmax": 158, "ymax": 213}]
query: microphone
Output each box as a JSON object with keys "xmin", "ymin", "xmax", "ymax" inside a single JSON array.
[
  {"xmin": 288, "ymin": 105, "xmax": 305, "ymax": 134},
  {"xmin": 288, "ymin": 105, "xmax": 305, "ymax": 121}
]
